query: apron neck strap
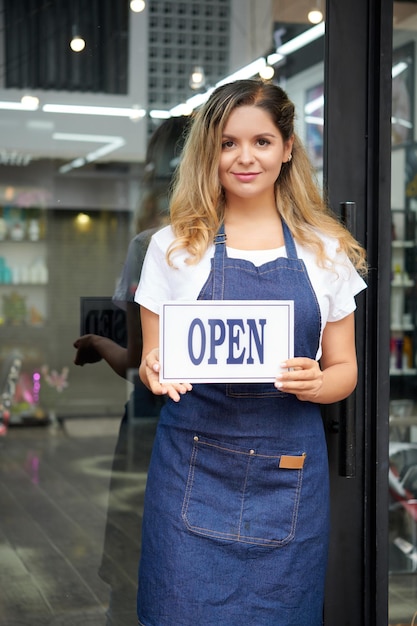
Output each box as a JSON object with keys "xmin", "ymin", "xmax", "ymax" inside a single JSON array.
[
  {"xmin": 282, "ymin": 220, "xmax": 298, "ymax": 259},
  {"xmin": 212, "ymin": 222, "xmax": 226, "ymax": 299},
  {"xmin": 214, "ymin": 222, "xmax": 227, "ymax": 245}
]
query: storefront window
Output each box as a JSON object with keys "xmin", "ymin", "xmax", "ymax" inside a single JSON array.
[
  {"xmin": 0, "ymin": 3, "xmax": 327, "ymax": 624},
  {"xmin": 389, "ymin": 3, "xmax": 417, "ymax": 622},
  {"xmin": 0, "ymin": 0, "xmax": 325, "ymax": 425}
]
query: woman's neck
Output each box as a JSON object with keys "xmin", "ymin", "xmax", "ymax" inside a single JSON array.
[{"xmin": 223, "ymin": 207, "xmax": 283, "ymax": 251}]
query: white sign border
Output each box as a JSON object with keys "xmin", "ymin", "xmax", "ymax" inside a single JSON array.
[{"xmin": 159, "ymin": 300, "xmax": 294, "ymax": 384}]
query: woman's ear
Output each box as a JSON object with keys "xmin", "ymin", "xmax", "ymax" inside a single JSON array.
[{"xmin": 284, "ymin": 135, "xmax": 295, "ymax": 162}]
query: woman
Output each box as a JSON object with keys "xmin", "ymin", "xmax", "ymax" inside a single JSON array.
[{"xmin": 135, "ymin": 79, "xmax": 367, "ymax": 625}]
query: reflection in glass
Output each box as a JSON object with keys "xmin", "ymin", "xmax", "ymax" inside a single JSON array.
[{"xmin": 390, "ymin": 3, "xmax": 417, "ymax": 623}]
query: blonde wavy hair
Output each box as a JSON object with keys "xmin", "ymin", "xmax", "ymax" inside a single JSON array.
[{"xmin": 167, "ymin": 79, "xmax": 367, "ymax": 275}]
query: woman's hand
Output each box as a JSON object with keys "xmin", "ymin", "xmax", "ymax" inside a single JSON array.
[
  {"xmin": 274, "ymin": 314, "xmax": 359, "ymax": 404},
  {"xmin": 141, "ymin": 347, "xmax": 192, "ymax": 402},
  {"xmin": 275, "ymin": 357, "xmax": 323, "ymax": 402},
  {"xmin": 73, "ymin": 334, "xmax": 103, "ymax": 365}
]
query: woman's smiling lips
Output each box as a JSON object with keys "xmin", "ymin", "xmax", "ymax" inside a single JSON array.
[{"xmin": 232, "ymin": 172, "xmax": 260, "ymax": 182}]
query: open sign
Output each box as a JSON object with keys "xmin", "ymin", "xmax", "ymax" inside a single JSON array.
[{"xmin": 159, "ymin": 300, "xmax": 294, "ymax": 383}]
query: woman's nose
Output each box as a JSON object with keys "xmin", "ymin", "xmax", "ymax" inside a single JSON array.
[{"xmin": 237, "ymin": 144, "xmax": 255, "ymax": 163}]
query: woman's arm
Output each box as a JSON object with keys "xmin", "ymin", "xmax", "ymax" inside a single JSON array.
[
  {"xmin": 139, "ymin": 306, "xmax": 192, "ymax": 402},
  {"xmin": 73, "ymin": 301, "xmax": 142, "ymax": 380},
  {"xmin": 274, "ymin": 312, "xmax": 358, "ymax": 404}
]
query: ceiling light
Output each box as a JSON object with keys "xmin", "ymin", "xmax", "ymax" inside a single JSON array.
[
  {"xmin": 130, "ymin": 104, "xmax": 146, "ymax": 121},
  {"xmin": 150, "ymin": 110, "xmax": 172, "ymax": 119},
  {"xmin": 259, "ymin": 64, "xmax": 275, "ymax": 80},
  {"xmin": 43, "ymin": 103, "xmax": 146, "ymax": 118},
  {"xmin": 189, "ymin": 66, "xmax": 206, "ymax": 90},
  {"xmin": 0, "ymin": 150, "xmax": 32, "ymax": 166},
  {"xmin": 305, "ymin": 115, "xmax": 324, "ymax": 126},
  {"xmin": 0, "ymin": 24, "xmax": 326, "ymax": 127},
  {"xmin": 308, "ymin": 0, "xmax": 323, "ymax": 25},
  {"xmin": 391, "ymin": 116, "xmax": 412, "ymax": 129},
  {"xmin": 304, "ymin": 94, "xmax": 324, "ymax": 115},
  {"xmin": 168, "ymin": 23, "xmax": 325, "ymax": 118},
  {"xmin": 21, "ymin": 95, "xmax": 39, "ymax": 110},
  {"xmin": 130, "ymin": 0, "xmax": 146, "ymax": 12},
  {"xmin": 75, "ymin": 213, "xmax": 91, "ymax": 228},
  {"xmin": 170, "ymin": 57, "xmax": 269, "ymax": 116},
  {"xmin": 392, "ymin": 61, "xmax": 408, "ymax": 78},
  {"xmin": 53, "ymin": 132, "xmax": 123, "ymax": 143},
  {"xmin": 53, "ymin": 132, "xmax": 126, "ymax": 174},
  {"xmin": 169, "ymin": 102, "xmax": 195, "ymax": 117},
  {"xmin": 70, "ymin": 26, "xmax": 85, "ymax": 52},
  {"xmin": 0, "ymin": 100, "xmax": 39, "ymax": 111},
  {"xmin": 70, "ymin": 35, "xmax": 85, "ymax": 52},
  {"xmin": 267, "ymin": 52, "xmax": 284, "ymax": 66},
  {"xmin": 169, "ymin": 92, "xmax": 213, "ymax": 117},
  {"xmin": 308, "ymin": 9, "xmax": 323, "ymax": 24},
  {"xmin": 216, "ymin": 58, "xmax": 268, "ymax": 87},
  {"xmin": 277, "ymin": 23, "xmax": 325, "ymax": 56}
]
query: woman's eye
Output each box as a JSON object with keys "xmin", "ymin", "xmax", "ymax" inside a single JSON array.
[
  {"xmin": 222, "ymin": 140, "xmax": 234, "ymax": 149},
  {"xmin": 257, "ymin": 138, "xmax": 270, "ymax": 146}
]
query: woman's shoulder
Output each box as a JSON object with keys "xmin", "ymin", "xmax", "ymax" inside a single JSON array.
[
  {"xmin": 296, "ymin": 227, "xmax": 340, "ymax": 260},
  {"xmin": 296, "ymin": 227, "xmax": 364, "ymax": 285},
  {"xmin": 312, "ymin": 226, "xmax": 339, "ymax": 248}
]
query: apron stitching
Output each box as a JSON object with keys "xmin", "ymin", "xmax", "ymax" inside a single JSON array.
[{"xmin": 237, "ymin": 454, "xmax": 251, "ymax": 540}]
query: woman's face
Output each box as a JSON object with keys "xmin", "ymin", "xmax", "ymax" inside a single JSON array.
[{"xmin": 218, "ymin": 105, "xmax": 293, "ymax": 201}]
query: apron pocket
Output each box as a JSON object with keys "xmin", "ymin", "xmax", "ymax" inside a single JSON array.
[
  {"xmin": 181, "ymin": 435, "xmax": 305, "ymax": 547},
  {"xmin": 226, "ymin": 382, "xmax": 289, "ymax": 398}
]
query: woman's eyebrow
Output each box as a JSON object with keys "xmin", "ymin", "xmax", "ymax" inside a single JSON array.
[{"xmin": 221, "ymin": 132, "xmax": 277, "ymax": 139}]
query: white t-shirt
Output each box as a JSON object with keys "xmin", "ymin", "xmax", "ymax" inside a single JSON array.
[{"xmin": 135, "ymin": 225, "xmax": 367, "ymax": 358}]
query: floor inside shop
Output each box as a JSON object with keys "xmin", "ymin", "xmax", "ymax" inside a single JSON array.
[
  {"xmin": 0, "ymin": 417, "xmax": 416, "ymax": 626},
  {"xmin": 0, "ymin": 416, "xmax": 157, "ymax": 626}
]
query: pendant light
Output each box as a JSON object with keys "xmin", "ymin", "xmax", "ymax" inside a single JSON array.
[{"xmin": 308, "ymin": 1, "xmax": 324, "ymax": 24}]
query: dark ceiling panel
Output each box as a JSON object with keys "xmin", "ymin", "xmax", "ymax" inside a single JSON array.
[{"xmin": 4, "ymin": 0, "xmax": 128, "ymax": 94}]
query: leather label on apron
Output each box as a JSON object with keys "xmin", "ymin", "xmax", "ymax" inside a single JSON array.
[{"xmin": 279, "ymin": 453, "xmax": 306, "ymax": 469}]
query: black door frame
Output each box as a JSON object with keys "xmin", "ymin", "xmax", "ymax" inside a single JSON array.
[{"xmin": 323, "ymin": 0, "xmax": 393, "ymax": 623}]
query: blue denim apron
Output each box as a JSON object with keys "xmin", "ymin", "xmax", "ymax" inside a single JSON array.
[{"xmin": 137, "ymin": 222, "xmax": 329, "ymax": 626}]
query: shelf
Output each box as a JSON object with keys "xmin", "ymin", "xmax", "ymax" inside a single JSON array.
[
  {"xmin": 391, "ymin": 280, "xmax": 415, "ymax": 288},
  {"xmin": 391, "ymin": 324, "xmax": 415, "ymax": 332},
  {"xmin": 0, "ymin": 324, "xmax": 47, "ymax": 331},
  {"xmin": 392, "ymin": 240, "xmax": 415, "ymax": 248},
  {"xmin": 389, "ymin": 416, "xmax": 417, "ymax": 427},
  {"xmin": 0, "ymin": 282, "xmax": 47, "ymax": 287},
  {"xmin": 0, "ymin": 238, "xmax": 46, "ymax": 244},
  {"xmin": 390, "ymin": 368, "xmax": 417, "ymax": 376}
]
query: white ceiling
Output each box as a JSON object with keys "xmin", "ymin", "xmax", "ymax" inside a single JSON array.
[
  {"xmin": 0, "ymin": 1, "xmax": 415, "ymax": 172},
  {"xmin": 0, "ymin": 0, "xmax": 325, "ymax": 170}
]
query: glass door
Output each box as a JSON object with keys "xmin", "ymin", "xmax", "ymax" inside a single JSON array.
[
  {"xmin": 389, "ymin": 4, "xmax": 417, "ymax": 623},
  {"xmin": 323, "ymin": 1, "xmax": 393, "ymax": 623}
]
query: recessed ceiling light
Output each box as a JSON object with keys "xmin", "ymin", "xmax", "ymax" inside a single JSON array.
[
  {"xmin": 70, "ymin": 34, "xmax": 85, "ymax": 52},
  {"xmin": 21, "ymin": 95, "xmax": 39, "ymax": 109},
  {"xmin": 130, "ymin": 0, "xmax": 145, "ymax": 12},
  {"xmin": 308, "ymin": 9, "xmax": 323, "ymax": 24}
]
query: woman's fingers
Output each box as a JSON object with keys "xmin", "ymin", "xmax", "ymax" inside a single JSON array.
[
  {"xmin": 274, "ymin": 358, "xmax": 323, "ymax": 400},
  {"xmin": 144, "ymin": 350, "xmax": 192, "ymax": 401}
]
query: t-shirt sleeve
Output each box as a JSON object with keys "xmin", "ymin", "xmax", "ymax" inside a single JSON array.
[
  {"xmin": 326, "ymin": 251, "xmax": 367, "ymax": 322},
  {"xmin": 135, "ymin": 235, "xmax": 172, "ymax": 314}
]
